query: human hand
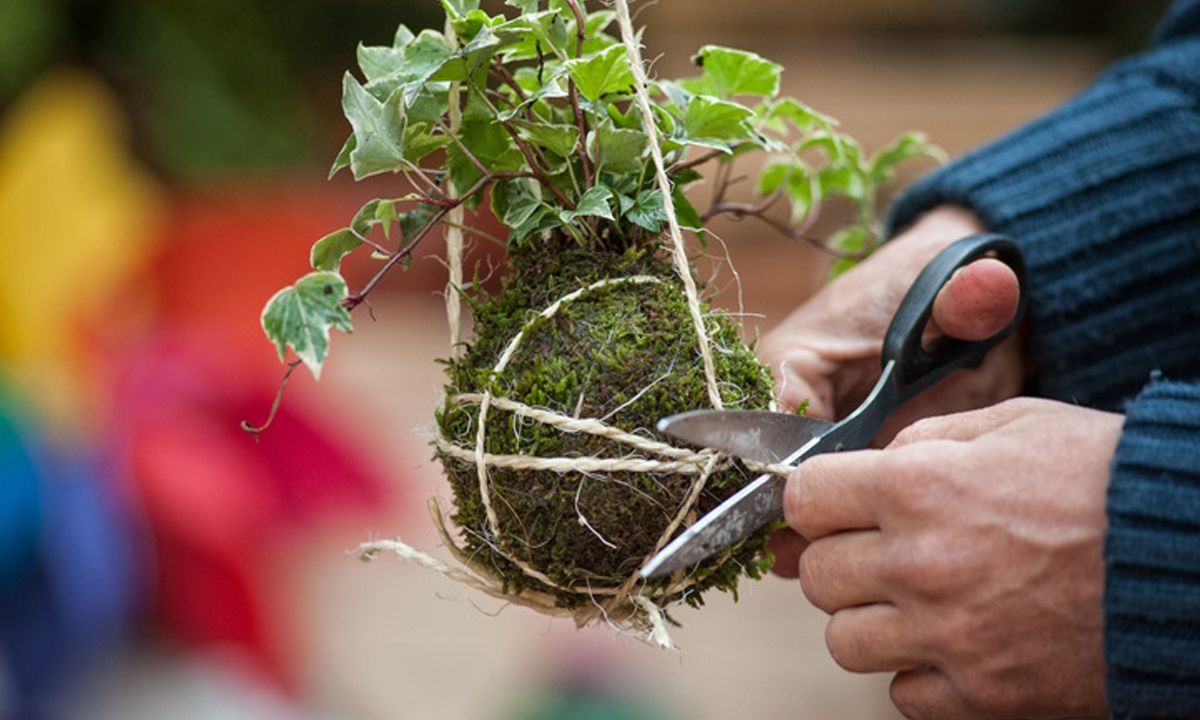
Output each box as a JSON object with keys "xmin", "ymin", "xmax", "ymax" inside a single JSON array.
[
  {"xmin": 757, "ymin": 205, "xmax": 1027, "ymax": 434},
  {"xmin": 783, "ymin": 398, "xmax": 1121, "ymax": 720}
]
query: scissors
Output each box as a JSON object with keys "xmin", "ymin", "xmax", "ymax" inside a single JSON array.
[{"xmin": 640, "ymin": 233, "xmax": 1027, "ymax": 579}]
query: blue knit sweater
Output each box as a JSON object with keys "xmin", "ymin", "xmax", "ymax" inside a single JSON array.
[{"xmin": 889, "ymin": 2, "xmax": 1200, "ymax": 716}]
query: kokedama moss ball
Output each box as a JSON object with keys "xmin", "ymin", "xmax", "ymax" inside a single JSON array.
[{"xmin": 436, "ymin": 235, "xmax": 777, "ymax": 610}]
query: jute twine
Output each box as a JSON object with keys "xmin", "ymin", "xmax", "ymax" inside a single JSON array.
[{"xmin": 356, "ymin": 0, "xmax": 786, "ymax": 649}]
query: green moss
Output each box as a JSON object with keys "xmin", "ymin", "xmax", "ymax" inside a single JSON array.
[{"xmin": 436, "ymin": 232, "xmax": 776, "ymax": 609}]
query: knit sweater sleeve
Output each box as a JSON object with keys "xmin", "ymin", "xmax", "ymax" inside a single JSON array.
[
  {"xmin": 1107, "ymin": 381, "xmax": 1200, "ymax": 718},
  {"xmin": 887, "ymin": 3, "xmax": 1200, "ymax": 717},
  {"xmin": 889, "ymin": 0, "xmax": 1200, "ymax": 410}
]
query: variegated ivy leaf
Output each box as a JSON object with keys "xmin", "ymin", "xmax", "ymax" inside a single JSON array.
[
  {"xmin": 869, "ymin": 132, "xmax": 947, "ymax": 185},
  {"xmin": 680, "ymin": 46, "xmax": 782, "ymax": 100},
  {"xmin": 561, "ymin": 185, "xmax": 615, "ymax": 224},
  {"xmin": 261, "ymin": 272, "xmax": 353, "ymax": 379},
  {"xmin": 342, "ymin": 74, "xmax": 407, "ymax": 179}
]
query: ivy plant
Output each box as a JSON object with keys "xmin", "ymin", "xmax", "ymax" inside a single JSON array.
[{"xmin": 260, "ymin": 0, "xmax": 942, "ymax": 379}]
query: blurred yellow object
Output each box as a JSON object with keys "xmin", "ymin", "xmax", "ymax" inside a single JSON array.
[{"xmin": 0, "ymin": 70, "xmax": 161, "ymax": 435}]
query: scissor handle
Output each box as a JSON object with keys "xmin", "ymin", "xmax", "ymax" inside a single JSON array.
[{"xmin": 882, "ymin": 233, "xmax": 1027, "ymax": 401}]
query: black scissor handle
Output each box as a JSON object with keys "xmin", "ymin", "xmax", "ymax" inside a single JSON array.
[{"xmin": 882, "ymin": 234, "xmax": 1027, "ymax": 402}]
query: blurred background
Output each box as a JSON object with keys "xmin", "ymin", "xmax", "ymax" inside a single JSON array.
[{"xmin": 0, "ymin": 0, "xmax": 1172, "ymax": 719}]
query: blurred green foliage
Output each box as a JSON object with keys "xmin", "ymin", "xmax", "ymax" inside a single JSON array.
[{"xmin": 0, "ymin": 0, "xmax": 440, "ymax": 177}]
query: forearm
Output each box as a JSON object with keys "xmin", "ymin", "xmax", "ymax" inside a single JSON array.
[{"xmin": 889, "ymin": 9, "xmax": 1200, "ymax": 410}]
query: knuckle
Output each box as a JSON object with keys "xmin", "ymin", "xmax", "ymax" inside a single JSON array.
[
  {"xmin": 796, "ymin": 543, "xmax": 827, "ymax": 609},
  {"xmin": 884, "ymin": 532, "xmax": 958, "ymax": 598},
  {"xmin": 824, "ymin": 614, "xmax": 867, "ymax": 672},
  {"xmin": 878, "ymin": 450, "xmax": 939, "ymax": 514},
  {"xmin": 956, "ymin": 675, "xmax": 1015, "ymax": 717},
  {"xmin": 889, "ymin": 416, "xmax": 942, "ymax": 448},
  {"xmin": 889, "ymin": 675, "xmax": 934, "ymax": 720},
  {"xmin": 783, "ymin": 455, "xmax": 831, "ymax": 534}
]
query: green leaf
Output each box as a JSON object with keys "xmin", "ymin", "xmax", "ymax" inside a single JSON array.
[
  {"xmin": 620, "ymin": 189, "xmax": 668, "ymax": 233},
  {"xmin": 399, "ymin": 202, "xmax": 440, "ymax": 242},
  {"xmin": 434, "ymin": 24, "xmax": 507, "ymax": 82},
  {"xmin": 561, "ymin": 185, "xmax": 614, "ymax": 224},
  {"xmin": 682, "ymin": 95, "xmax": 755, "ymax": 148},
  {"xmin": 679, "ymin": 46, "xmax": 782, "ymax": 100},
  {"xmin": 763, "ymin": 97, "xmax": 837, "ymax": 133},
  {"xmin": 590, "ymin": 119, "xmax": 647, "ymax": 175},
  {"xmin": 439, "ymin": 0, "xmax": 481, "ymax": 19},
  {"xmin": 446, "ymin": 113, "xmax": 521, "ymax": 203},
  {"xmin": 758, "ymin": 158, "xmax": 818, "ymax": 226},
  {"xmin": 672, "ymin": 185, "xmax": 703, "ymax": 231},
  {"xmin": 827, "ymin": 225, "xmax": 871, "ymax": 278},
  {"xmin": 343, "ymin": 74, "xmax": 407, "ymax": 179},
  {"xmin": 362, "ymin": 30, "xmax": 456, "ymax": 102},
  {"xmin": 310, "ymin": 229, "xmax": 362, "ymax": 272},
  {"xmin": 506, "ymin": 0, "xmax": 540, "ymax": 12},
  {"xmin": 261, "ymin": 272, "xmax": 353, "ymax": 379},
  {"xmin": 310, "ymin": 199, "xmax": 389, "ymax": 271},
  {"xmin": 403, "ymin": 122, "xmax": 451, "ymax": 162},
  {"xmin": 357, "ymin": 43, "xmax": 405, "ymax": 83},
  {"xmin": 376, "ymin": 200, "xmax": 398, "ymax": 240},
  {"xmin": 757, "ymin": 157, "xmax": 792, "ymax": 196},
  {"xmin": 497, "ymin": 177, "xmax": 542, "ymax": 229},
  {"xmin": 869, "ymin": 132, "xmax": 946, "ymax": 185},
  {"xmin": 511, "ymin": 119, "xmax": 580, "ymax": 159},
  {"xmin": 565, "ymin": 45, "xmax": 634, "ymax": 103},
  {"xmin": 328, "ymin": 134, "xmax": 355, "ymax": 179}
]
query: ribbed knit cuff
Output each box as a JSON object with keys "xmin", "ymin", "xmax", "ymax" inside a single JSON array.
[
  {"xmin": 888, "ymin": 40, "xmax": 1200, "ymax": 410},
  {"xmin": 1105, "ymin": 380, "xmax": 1200, "ymax": 718}
]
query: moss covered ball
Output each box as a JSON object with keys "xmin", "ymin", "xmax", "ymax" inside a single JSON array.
[{"xmin": 436, "ymin": 239, "xmax": 776, "ymax": 609}]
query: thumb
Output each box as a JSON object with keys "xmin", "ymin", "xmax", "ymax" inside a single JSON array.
[{"xmin": 930, "ymin": 257, "xmax": 1021, "ymax": 341}]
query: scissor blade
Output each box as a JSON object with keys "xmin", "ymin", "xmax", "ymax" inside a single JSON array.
[
  {"xmin": 640, "ymin": 471, "xmax": 785, "ymax": 579},
  {"xmin": 656, "ymin": 410, "xmax": 833, "ymax": 464}
]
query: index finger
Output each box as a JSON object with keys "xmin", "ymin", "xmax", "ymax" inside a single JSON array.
[{"xmin": 784, "ymin": 449, "xmax": 885, "ymax": 540}]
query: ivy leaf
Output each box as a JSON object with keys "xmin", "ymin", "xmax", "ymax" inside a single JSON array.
[
  {"xmin": 434, "ymin": 23, "xmax": 507, "ymax": 82},
  {"xmin": 869, "ymin": 132, "xmax": 946, "ymax": 185},
  {"xmin": 561, "ymin": 185, "xmax": 615, "ymax": 224},
  {"xmin": 376, "ymin": 200, "xmax": 398, "ymax": 240},
  {"xmin": 357, "ymin": 43, "xmax": 405, "ymax": 83},
  {"xmin": 590, "ymin": 120, "xmax": 647, "ymax": 175},
  {"xmin": 343, "ymin": 74, "xmax": 407, "ymax": 179},
  {"xmin": 758, "ymin": 158, "xmax": 818, "ymax": 226},
  {"xmin": 447, "ymin": 114, "xmax": 521, "ymax": 204},
  {"xmin": 362, "ymin": 30, "xmax": 456, "ymax": 102},
  {"xmin": 495, "ymin": 177, "xmax": 542, "ymax": 230},
  {"xmin": 399, "ymin": 202, "xmax": 440, "ymax": 242},
  {"xmin": 511, "ymin": 120, "xmax": 580, "ymax": 159},
  {"xmin": 680, "ymin": 46, "xmax": 782, "ymax": 100},
  {"xmin": 672, "ymin": 185, "xmax": 703, "ymax": 231},
  {"xmin": 763, "ymin": 97, "xmax": 837, "ymax": 133},
  {"xmin": 310, "ymin": 199, "xmax": 391, "ymax": 271},
  {"xmin": 566, "ymin": 45, "xmax": 634, "ymax": 103},
  {"xmin": 682, "ymin": 95, "xmax": 755, "ymax": 149},
  {"xmin": 620, "ymin": 190, "xmax": 668, "ymax": 233},
  {"xmin": 328, "ymin": 134, "xmax": 355, "ymax": 179},
  {"xmin": 827, "ymin": 225, "xmax": 871, "ymax": 278},
  {"xmin": 261, "ymin": 272, "xmax": 353, "ymax": 379},
  {"xmin": 439, "ymin": 0, "xmax": 481, "ymax": 20}
]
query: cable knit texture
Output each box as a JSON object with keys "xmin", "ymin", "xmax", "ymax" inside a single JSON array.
[{"xmin": 889, "ymin": 2, "xmax": 1200, "ymax": 716}]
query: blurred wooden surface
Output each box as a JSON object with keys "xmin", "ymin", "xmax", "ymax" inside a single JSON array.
[{"xmin": 285, "ymin": 33, "xmax": 1105, "ymax": 720}]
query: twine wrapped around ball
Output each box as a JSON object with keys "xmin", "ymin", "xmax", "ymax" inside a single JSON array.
[{"xmin": 356, "ymin": 0, "xmax": 788, "ymax": 648}]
